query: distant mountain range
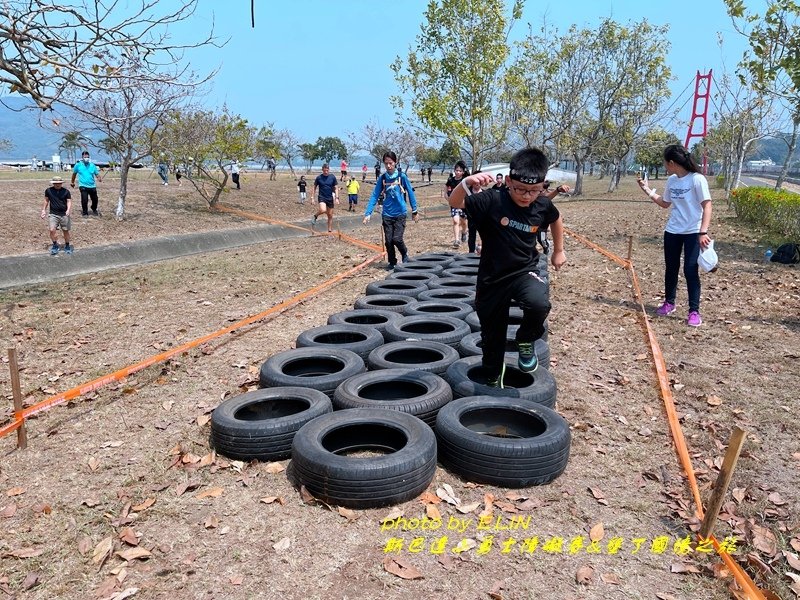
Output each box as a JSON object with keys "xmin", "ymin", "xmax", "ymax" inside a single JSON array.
[{"xmin": 0, "ymin": 96, "xmax": 104, "ymax": 161}]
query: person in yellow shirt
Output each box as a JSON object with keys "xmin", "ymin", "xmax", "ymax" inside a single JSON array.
[{"xmin": 345, "ymin": 176, "xmax": 361, "ymax": 212}]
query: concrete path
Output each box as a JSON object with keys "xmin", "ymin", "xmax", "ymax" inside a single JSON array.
[{"xmin": 0, "ymin": 208, "xmax": 454, "ymax": 290}]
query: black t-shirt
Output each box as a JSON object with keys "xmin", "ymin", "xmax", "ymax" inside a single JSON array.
[
  {"xmin": 45, "ymin": 186, "xmax": 71, "ymax": 215},
  {"xmin": 465, "ymin": 188, "xmax": 560, "ymax": 286},
  {"xmin": 314, "ymin": 173, "xmax": 337, "ymax": 200},
  {"xmin": 445, "ymin": 175, "xmax": 463, "ymax": 197},
  {"xmin": 492, "ymin": 183, "xmax": 505, "ymax": 190},
  {"xmin": 298, "ymin": 180, "xmax": 307, "ymax": 192}
]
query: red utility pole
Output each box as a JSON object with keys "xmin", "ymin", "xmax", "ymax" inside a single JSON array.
[{"xmin": 684, "ymin": 70, "xmax": 713, "ymax": 175}]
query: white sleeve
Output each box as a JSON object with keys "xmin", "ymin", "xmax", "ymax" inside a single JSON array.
[
  {"xmin": 662, "ymin": 177, "xmax": 673, "ymax": 204},
  {"xmin": 694, "ymin": 174, "xmax": 711, "ymax": 202}
]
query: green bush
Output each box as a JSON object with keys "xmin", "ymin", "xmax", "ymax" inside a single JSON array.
[{"xmin": 730, "ymin": 186, "xmax": 800, "ymax": 240}]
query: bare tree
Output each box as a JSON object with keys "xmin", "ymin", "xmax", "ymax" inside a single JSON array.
[
  {"xmin": 0, "ymin": 1, "xmax": 219, "ymax": 111},
  {"xmin": 275, "ymin": 128, "xmax": 303, "ymax": 180}
]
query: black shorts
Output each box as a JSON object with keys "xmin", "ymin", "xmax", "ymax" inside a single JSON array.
[{"xmin": 319, "ymin": 198, "xmax": 334, "ymax": 208}]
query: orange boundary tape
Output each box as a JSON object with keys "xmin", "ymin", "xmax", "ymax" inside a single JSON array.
[
  {"xmin": 0, "ymin": 251, "xmax": 383, "ymax": 438},
  {"xmin": 564, "ymin": 227, "xmax": 766, "ymax": 600}
]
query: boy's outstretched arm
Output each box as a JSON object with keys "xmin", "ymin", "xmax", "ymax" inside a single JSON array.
[
  {"xmin": 448, "ymin": 173, "xmax": 495, "ymax": 209},
  {"xmin": 550, "ymin": 215, "xmax": 567, "ymax": 270}
]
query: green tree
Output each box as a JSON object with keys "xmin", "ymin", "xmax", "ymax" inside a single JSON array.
[
  {"xmin": 392, "ymin": 0, "xmax": 524, "ymax": 170},
  {"xmin": 59, "ymin": 131, "xmax": 87, "ymax": 164},
  {"xmin": 635, "ymin": 129, "xmax": 682, "ymax": 179},
  {"xmin": 313, "ymin": 136, "xmax": 347, "ymax": 164},
  {"xmin": 415, "ymin": 145, "xmax": 440, "ymax": 169},
  {"xmin": 98, "ymin": 137, "xmax": 125, "ymax": 167},
  {"xmin": 159, "ymin": 108, "xmax": 256, "ymax": 207},
  {"xmin": 253, "ymin": 124, "xmax": 279, "ymax": 169},
  {"xmin": 437, "ymin": 138, "xmax": 461, "ymax": 173},
  {"xmin": 299, "ymin": 143, "xmax": 318, "ymax": 172},
  {"xmin": 725, "ymin": 0, "xmax": 800, "ymax": 191}
]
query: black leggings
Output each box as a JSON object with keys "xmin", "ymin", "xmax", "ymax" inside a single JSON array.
[
  {"xmin": 476, "ymin": 272, "xmax": 550, "ymax": 378},
  {"xmin": 664, "ymin": 231, "xmax": 701, "ymax": 312},
  {"xmin": 467, "ymin": 217, "xmax": 478, "ymax": 253},
  {"xmin": 382, "ymin": 215, "xmax": 408, "ymax": 266},
  {"xmin": 79, "ymin": 186, "xmax": 98, "ymax": 214}
]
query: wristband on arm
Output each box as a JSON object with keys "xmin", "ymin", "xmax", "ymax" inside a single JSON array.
[{"xmin": 460, "ymin": 179, "xmax": 473, "ymax": 196}]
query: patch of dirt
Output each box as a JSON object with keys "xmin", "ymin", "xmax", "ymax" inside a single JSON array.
[{"xmin": 0, "ymin": 175, "xmax": 797, "ymax": 599}]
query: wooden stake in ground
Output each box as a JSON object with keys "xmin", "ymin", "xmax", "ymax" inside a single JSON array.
[
  {"xmin": 8, "ymin": 348, "xmax": 28, "ymax": 449},
  {"xmin": 699, "ymin": 426, "xmax": 747, "ymax": 540},
  {"xmin": 627, "ymin": 235, "xmax": 634, "ymax": 263}
]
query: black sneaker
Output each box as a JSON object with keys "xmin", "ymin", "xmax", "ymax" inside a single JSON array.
[
  {"xmin": 385, "ymin": 263, "xmax": 396, "ymax": 271},
  {"xmin": 486, "ymin": 363, "xmax": 506, "ymax": 389},
  {"xmin": 517, "ymin": 342, "xmax": 539, "ymax": 373},
  {"xmin": 92, "ymin": 210, "xmax": 101, "ymax": 217},
  {"xmin": 401, "ymin": 254, "xmax": 409, "ymax": 263}
]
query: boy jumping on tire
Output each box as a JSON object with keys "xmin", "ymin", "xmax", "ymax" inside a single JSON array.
[{"xmin": 447, "ymin": 147, "xmax": 567, "ymax": 388}]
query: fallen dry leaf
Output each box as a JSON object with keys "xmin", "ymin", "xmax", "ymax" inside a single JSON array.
[
  {"xmin": 600, "ymin": 572, "xmax": 621, "ymax": 585},
  {"xmin": 589, "ymin": 522, "xmax": 605, "ymax": 542},
  {"xmin": 436, "ymin": 484, "xmax": 460, "ymax": 506},
  {"xmin": 768, "ymin": 492, "xmax": 786, "ymax": 506},
  {"xmin": 259, "ymin": 496, "xmax": 285, "ymax": 505},
  {"xmin": 707, "ymin": 395, "xmax": 723, "ymax": 406},
  {"xmin": 791, "ymin": 538, "xmax": 800, "ymax": 553},
  {"xmin": 118, "ymin": 528, "xmax": 139, "ymax": 546},
  {"xmin": 196, "ymin": 414, "xmax": 210, "ymax": 427},
  {"xmin": 5, "ymin": 487, "xmax": 26, "ymax": 497},
  {"xmin": 100, "ymin": 440, "xmax": 123, "ymax": 448},
  {"xmin": 588, "ymin": 487, "xmax": 609, "ymax": 506},
  {"xmin": 426, "ymin": 504, "xmax": 442, "ymax": 520},
  {"xmin": 418, "ymin": 491, "xmax": 441, "ymax": 505},
  {"xmin": 380, "ymin": 507, "xmax": 404, "ymax": 523},
  {"xmin": 455, "ymin": 501, "xmax": 481, "ymax": 514},
  {"xmin": 751, "ymin": 524, "xmax": 778, "ymax": 556},
  {"xmin": 82, "ymin": 497, "xmax": 101, "ymax": 508},
  {"xmin": 7, "ymin": 547, "xmax": 44, "ymax": 559},
  {"xmin": 264, "ymin": 462, "xmax": 285, "ymax": 474},
  {"xmin": 710, "ymin": 562, "xmax": 730, "ymax": 579},
  {"xmin": 181, "ymin": 453, "xmax": 201, "ymax": 465},
  {"xmin": 196, "ymin": 487, "xmax": 224, "ymax": 500},
  {"xmin": 174, "ymin": 481, "xmax": 201, "ymax": 497},
  {"xmin": 111, "ymin": 588, "xmax": 140, "ymax": 599},
  {"xmin": 131, "ymin": 498, "xmax": 155, "ymax": 511},
  {"xmin": 92, "ymin": 537, "xmax": 114, "ymax": 565},
  {"xmin": 78, "ymin": 535, "xmax": 92, "ymax": 556},
  {"xmin": 656, "ymin": 594, "xmax": 678, "ymax": 600},
  {"xmin": 115, "ymin": 547, "xmax": 152, "ymax": 561},
  {"xmin": 337, "ymin": 507, "xmax": 358, "ymax": 521},
  {"xmin": 488, "ymin": 579, "xmax": 505, "ymax": 600},
  {"xmin": 0, "ymin": 503, "xmax": 17, "ymax": 518},
  {"xmin": 31, "ymin": 503, "xmax": 52, "ymax": 515},
  {"xmin": 732, "ymin": 487, "xmax": 746, "ymax": 503},
  {"xmin": 299, "ymin": 485, "xmax": 315, "ymax": 504},
  {"xmin": 576, "ymin": 565, "xmax": 595, "ymax": 585},
  {"xmin": 272, "ymin": 537, "xmax": 291, "ymax": 552},
  {"xmin": 670, "ymin": 562, "xmax": 701, "ymax": 574},
  {"xmin": 198, "ymin": 453, "xmax": 215, "ymax": 468},
  {"xmin": 204, "ymin": 515, "xmax": 219, "ymax": 529},
  {"xmin": 230, "ymin": 574, "xmax": 244, "ymax": 586},
  {"xmin": 383, "ymin": 555, "xmax": 424, "ymax": 580},
  {"xmin": 453, "ymin": 538, "xmax": 477, "ymax": 553},
  {"xmin": 21, "ymin": 571, "xmax": 40, "ymax": 590},
  {"xmin": 783, "ymin": 550, "xmax": 800, "ymax": 572},
  {"xmin": 88, "ymin": 457, "xmax": 100, "ymax": 472}
]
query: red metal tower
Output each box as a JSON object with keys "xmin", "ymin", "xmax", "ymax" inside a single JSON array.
[{"xmin": 684, "ymin": 70, "xmax": 713, "ymax": 175}]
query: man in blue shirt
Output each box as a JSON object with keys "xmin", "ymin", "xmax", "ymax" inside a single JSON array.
[
  {"xmin": 363, "ymin": 151, "xmax": 420, "ymax": 269},
  {"xmin": 70, "ymin": 151, "xmax": 103, "ymax": 216},
  {"xmin": 311, "ymin": 164, "xmax": 339, "ymax": 233}
]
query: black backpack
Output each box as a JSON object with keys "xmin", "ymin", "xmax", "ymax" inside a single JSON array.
[{"xmin": 771, "ymin": 243, "xmax": 800, "ymax": 264}]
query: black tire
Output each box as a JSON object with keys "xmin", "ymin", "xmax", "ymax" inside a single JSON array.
[
  {"xmin": 354, "ymin": 294, "xmax": 415, "ymax": 313},
  {"xmin": 435, "ymin": 396, "xmax": 570, "ymax": 487},
  {"xmin": 406, "ymin": 254, "xmax": 455, "ymax": 268},
  {"xmin": 386, "ymin": 271, "xmax": 439, "ymax": 285},
  {"xmin": 289, "ymin": 408, "xmax": 437, "ymax": 508},
  {"xmin": 458, "ymin": 329, "xmax": 550, "ymax": 370},
  {"xmin": 444, "ymin": 355, "xmax": 557, "ymax": 408},
  {"xmin": 210, "ymin": 387, "xmax": 332, "ymax": 461},
  {"xmin": 260, "ymin": 347, "xmax": 366, "ymax": 397},
  {"xmin": 365, "ymin": 280, "xmax": 428, "ymax": 298},
  {"xmin": 296, "ymin": 324, "xmax": 385, "ymax": 360},
  {"xmin": 417, "ymin": 288, "xmax": 476, "ymax": 308},
  {"xmin": 449, "ymin": 255, "xmax": 480, "ymax": 267},
  {"xmin": 441, "ymin": 267, "xmax": 478, "ymax": 280},
  {"xmin": 367, "ymin": 340, "xmax": 461, "ymax": 376},
  {"xmin": 416, "ymin": 251, "xmax": 459, "ymax": 260},
  {"xmin": 383, "ymin": 315, "xmax": 472, "ymax": 348},
  {"xmin": 392, "ymin": 262, "xmax": 445, "ymax": 276},
  {"xmin": 403, "ymin": 300, "xmax": 473, "ymax": 320},
  {"xmin": 327, "ymin": 309, "xmax": 401, "ymax": 337},
  {"xmin": 333, "ymin": 368, "xmax": 452, "ymax": 425},
  {"xmin": 426, "ymin": 277, "xmax": 477, "ymax": 292}
]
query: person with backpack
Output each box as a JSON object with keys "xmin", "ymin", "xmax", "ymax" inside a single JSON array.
[
  {"xmin": 363, "ymin": 151, "xmax": 419, "ymax": 270},
  {"xmin": 638, "ymin": 144, "xmax": 712, "ymax": 327}
]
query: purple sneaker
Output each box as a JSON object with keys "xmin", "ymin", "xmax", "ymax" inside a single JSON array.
[
  {"xmin": 656, "ymin": 302, "xmax": 676, "ymax": 316},
  {"xmin": 687, "ymin": 311, "xmax": 702, "ymax": 327}
]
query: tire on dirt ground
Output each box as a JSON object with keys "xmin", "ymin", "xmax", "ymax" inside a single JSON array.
[
  {"xmin": 210, "ymin": 387, "xmax": 332, "ymax": 461},
  {"xmin": 289, "ymin": 408, "xmax": 437, "ymax": 508},
  {"xmin": 333, "ymin": 368, "xmax": 452, "ymax": 425},
  {"xmin": 417, "ymin": 288, "xmax": 476, "ymax": 308},
  {"xmin": 354, "ymin": 294, "xmax": 415, "ymax": 313},
  {"xmin": 296, "ymin": 324, "xmax": 385, "ymax": 360},
  {"xmin": 367, "ymin": 340, "xmax": 461, "ymax": 376},
  {"xmin": 458, "ymin": 329, "xmax": 550, "ymax": 370},
  {"xmin": 327, "ymin": 309, "xmax": 401, "ymax": 337},
  {"xmin": 406, "ymin": 254, "xmax": 455, "ymax": 269},
  {"xmin": 402, "ymin": 299, "xmax": 473, "ymax": 320},
  {"xmin": 383, "ymin": 315, "xmax": 472, "ymax": 348},
  {"xmin": 426, "ymin": 277, "xmax": 477, "ymax": 292},
  {"xmin": 392, "ymin": 262, "xmax": 445, "ymax": 276},
  {"xmin": 444, "ymin": 355, "xmax": 557, "ymax": 408},
  {"xmin": 259, "ymin": 347, "xmax": 366, "ymax": 398},
  {"xmin": 435, "ymin": 396, "xmax": 570, "ymax": 487},
  {"xmin": 441, "ymin": 266, "xmax": 478, "ymax": 280},
  {"xmin": 386, "ymin": 271, "xmax": 439, "ymax": 286},
  {"xmin": 365, "ymin": 280, "xmax": 428, "ymax": 298}
]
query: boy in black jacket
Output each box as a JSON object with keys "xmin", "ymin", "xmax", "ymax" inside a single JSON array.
[{"xmin": 447, "ymin": 148, "xmax": 567, "ymax": 387}]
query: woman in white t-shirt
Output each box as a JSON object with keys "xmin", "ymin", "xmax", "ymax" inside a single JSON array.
[{"xmin": 638, "ymin": 144, "xmax": 712, "ymax": 327}]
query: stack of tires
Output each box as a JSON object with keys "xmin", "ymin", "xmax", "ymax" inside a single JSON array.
[{"xmin": 209, "ymin": 251, "xmax": 570, "ymax": 507}]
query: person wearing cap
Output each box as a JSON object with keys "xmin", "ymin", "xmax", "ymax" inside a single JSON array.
[
  {"xmin": 447, "ymin": 147, "xmax": 566, "ymax": 388},
  {"xmin": 70, "ymin": 150, "xmax": 103, "ymax": 216},
  {"xmin": 41, "ymin": 177, "xmax": 73, "ymax": 255}
]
